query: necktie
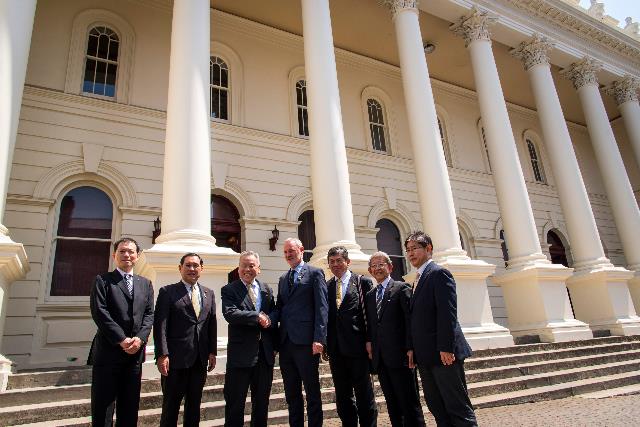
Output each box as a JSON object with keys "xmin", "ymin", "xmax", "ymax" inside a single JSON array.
[
  {"xmin": 124, "ymin": 274, "xmax": 133, "ymax": 296},
  {"xmin": 335, "ymin": 277, "xmax": 343, "ymax": 308},
  {"xmin": 247, "ymin": 282, "xmax": 257, "ymax": 308},
  {"xmin": 191, "ymin": 284, "xmax": 201, "ymax": 318},
  {"xmin": 412, "ymin": 272, "xmax": 421, "ymax": 291},
  {"xmin": 376, "ymin": 285, "xmax": 384, "ymax": 318},
  {"xmin": 288, "ymin": 269, "xmax": 295, "ymax": 294}
]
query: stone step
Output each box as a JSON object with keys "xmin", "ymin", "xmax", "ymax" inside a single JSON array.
[
  {"xmin": 577, "ymin": 383, "xmax": 640, "ymax": 399},
  {"xmin": 465, "ymin": 341, "xmax": 640, "ymax": 370},
  {"xmin": 468, "ymin": 358, "xmax": 640, "ymax": 398},
  {"xmin": 472, "ymin": 370, "xmax": 640, "ymax": 408}
]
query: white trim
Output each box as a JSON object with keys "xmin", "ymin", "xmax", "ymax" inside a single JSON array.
[
  {"xmin": 210, "ymin": 41, "xmax": 244, "ymax": 126},
  {"xmin": 477, "ymin": 118, "xmax": 492, "ymax": 173},
  {"xmin": 65, "ymin": 9, "xmax": 135, "ymax": 104},
  {"xmin": 435, "ymin": 104, "xmax": 455, "ymax": 168},
  {"xmin": 286, "ymin": 190, "xmax": 314, "ymax": 223}
]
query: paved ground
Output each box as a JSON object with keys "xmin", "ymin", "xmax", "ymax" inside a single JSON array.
[{"xmin": 274, "ymin": 394, "xmax": 640, "ymax": 426}]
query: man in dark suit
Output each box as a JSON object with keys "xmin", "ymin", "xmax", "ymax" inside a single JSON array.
[
  {"xmin": 89, "ymin": 237, "xmax": 154, "ymax": 427},
  {"xmin": 365, "ymin": 251, "xmax": 425, "ymax": 427},
  {"xmin": 221, "ymin": 251, "xmax": 277, "ymax": 427},
  {"xmin": 405, "ymin": 231, "xmax": 477, "ymax": 427},
  {"xmin": 326, "ymin": 246, "xmax": 376, "ymax": 427},
  {"xmin": 154, "ymin": 253, "xmax": 217, "ymax": 427},
  {"xmin": 270, "ymin": 237, "xmax": 328, "ymax": 427}
]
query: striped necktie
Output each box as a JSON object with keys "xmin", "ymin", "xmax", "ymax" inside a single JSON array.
[
  {"xmin": 376, "ymin": 285, "xmax": 384, "ymax": 318},
  {"xmin": 124, "ymin": 274, "xmax": 133, "ymax": 296},
  {"xmin": 191, "ymin": 284, "xmax": 201, "ymax": 318},
  {"xmin": 335, "ymin": 277, "xmax": 343, "ymax": 308}
]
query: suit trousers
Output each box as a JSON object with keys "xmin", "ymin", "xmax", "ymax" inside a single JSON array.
[
  {"xmin": 91, "ymin": 361, "xmax": 142, "ymax": 427},
  {"xmin": 160, "ymin": 360, "xmax": 207, "ymax": 427},
  {"xmin": 328, "ymin": 353, "xmax": 377, "ymax": 427},
  {"xmin": 278, "ymin": 339, "xmax": 323, "ymax": 427},
  {"xmin": 418, "ymin": 361, "xmax": 477, "ymax": 427},
  {"xmin": 223, "ymin": 346, "xmax": 274, "ymax": 427},
  {"xmin": 377, "ymin": 362, "xmax": 425, "ymax": 427}
]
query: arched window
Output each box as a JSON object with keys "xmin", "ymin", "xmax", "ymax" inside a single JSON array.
[
  {"xmin": 499, "ymin": 229, "xmax": 509, "ymax": 267},
  {"xmin": 526, "ymin": 138, "xmax": 546, "ymax": 184},
  {"xmin": 438, "ymin": 116, "xmax": 452, "ymax": 167},
  {"xmin": 210, "ymin": 56, "xmax": 229, "ymax": 121},
  {"xmin": 375, "ymin": 218, "xmax": 406, "ymax": 281},
  {"xmin": 547, "ymin": 230, "xmax": 569, "ymax": 267},
  {"xmin": 296, "ymin": 80, "xmax": 309, "ymax": 137},
  {"xmin": 51, "ymin": 187, "xmax": 113, "ymax": 296},
  {"xmin": 82, "ymin": 26, "xmax": 119, "ymax": 98},
  {"xmin": 367, "ymin": 99, "xmax": 388, "ymax": 152},
  {"xmin": 211, "ymin": 195, "xmax": 241, "ymax": 252},
  {"xmin": 298, "ymin": 210, "xmax": 316, "ymax": 262}
]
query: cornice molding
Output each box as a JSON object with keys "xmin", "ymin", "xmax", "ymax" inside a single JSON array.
[
  {"xmin": 510, "ymin": 34, "xmax": 554, "ymax": 70},
  {"xmin": 450, "ymin": 7, "xmax": 497, "ymax": 48},
  {"xmin": 603, "ymin": 75, "xmax": 640, "ymax": 105},
  {"xmin": 560, "ymin": 57, "xmax": 602, "ymax": 90}
]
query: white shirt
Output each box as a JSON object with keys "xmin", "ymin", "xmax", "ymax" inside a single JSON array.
[
  {"xmin": 416, "ymin": 259, "xmax": 433, "ymax": 277},
  {"xmin": 182, "ymin": 280, "xmax": 202, "ymax": 308}
]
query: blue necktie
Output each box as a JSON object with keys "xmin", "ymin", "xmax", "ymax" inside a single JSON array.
[{"xmin": 376, "ymin": 285, "xmax": 384, "ymax": 318}]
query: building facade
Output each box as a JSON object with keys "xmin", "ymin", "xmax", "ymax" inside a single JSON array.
[{"xmin": 1, "ymin": 0, "xmax": 640, "ymax": 379}]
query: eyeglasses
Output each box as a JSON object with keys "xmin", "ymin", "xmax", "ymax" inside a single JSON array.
[{"xmin": 369, "ymin": 263, "xmax": 389, "ymax": 269}]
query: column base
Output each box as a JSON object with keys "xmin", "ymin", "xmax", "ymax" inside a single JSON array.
[
  {"xmin": 0, "ymin": 354, "xmax": 13, "ymax": 391},
  {"xmin": 567, "ymin": 265, "xmax": 640, "ymax": 336},
  {"xmin": 627, "ymin": 270, "xmax": 640, "ymax": 316},
  {"xmin": 493, "ymin": 262, "xmax": 593, "ymax": 343},
  {"xmin": 309, "ymin": 241, "xmax": 370, "ymax": 275},
  {"xmin": 440, "ymin": 258, "xmax": 514, "ymax": 350},
  {"xmin": 137, "ymin": 233, "xmax": 239, "ymax": 360}
]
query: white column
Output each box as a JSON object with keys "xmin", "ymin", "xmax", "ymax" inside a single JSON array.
[
  {"xmin": 604, "ymin": 77, "xmax": 640, "ymax": 182},
  {"xmin": 384, "ymin": 0, "xmax": 512, "ymax": 349},
  {"xmin": 300, "ymin": 0, "xmax": 368, "ymax": 271},
  {"xmin": 451, "ymin": 9, "xmax": 591, "ymax": 343},
  {"xmin": 0, "ymin": 0, "xmax": 35, "ymax": 390},
  {"xmin": 139, "ymin": 0, "xmax": 236, "ymax": 374},
  {"xmin": 511, "ymin": 36, "xmax": 640, "ymax": 336},
  {"xmin": 561, "ymin": 59, "xmax": 640, "ymax": 271},
  {"xmin": 563, "ymin": 60, "xmax": 640, "ymax": 322}
]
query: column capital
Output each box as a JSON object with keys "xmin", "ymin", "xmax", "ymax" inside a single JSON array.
[
  {"xmin": 603, "ymin": 75, "xmax": 640, "ymax": 105},
  {"xmin": 560, "ymin": 57, "xmax": 602, "ymax": 91},
  {"xmin": 510, "ymin": 34, "xmax": 554, "ymax": 71},
  {"xmin": 450, "ymin": 7, "xmax": 496, "ymax": 48},
  {"xmin": 380, "ymin": 0, "xmax": 418, "ymax": 16}
]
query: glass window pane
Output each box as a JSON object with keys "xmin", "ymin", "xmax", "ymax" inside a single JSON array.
[
  {"xmin": 302, "ymin": 109, "xmax": 309, "ymax": 136},
  {"xmin": 108, "ymin": 40, "xmax": 119, "ymax": 62},
  {"xmin": 298, "ymin": 108, "xmax": 305, "ymax": 136},
  {"xmin": 56, "ymin": 187, "xmax": 113, "ymax": 238},
  {"xmin": 87, "ymin": 34, "xmax": 98, "ymax": 57},
  {"xmin": 211, "ymin": 88, "xmax": 220, "ymax": 118},
  {"xmin": 97, "ymin": 34, "xmax": 110, "ymax": 59},
  {"xmin": 105, "ymin": 63, "xmax": 117, "ymax": 97},
  {"xmin": 94, "ymin": 60, "xmax": 107, "ymax": 95},
  {"xmin": 51, "ymin": 239, "xmax": 111, "ymax": 296},
  {"xmin": 83, "ymin": 59, "xmax": 97, "ymax": 93},
  {"xmin": 220, "ymin": 68, "xmax": 228, "ymax": 88},
  {"xmin": 298, "ymin": 210, "xmax": 316, "ymax": 251},
  {"xmin": 220, "ymin": 90, "xmax": 228, "ymax": 120},
  {"xmin": 212, "ymin": 64, "xmax": 221, "ymax": 86}
]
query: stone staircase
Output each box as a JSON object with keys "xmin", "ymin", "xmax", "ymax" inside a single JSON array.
[{"xmin": 2, "ymin": 335, "xmax": 640, "ymax": 426}]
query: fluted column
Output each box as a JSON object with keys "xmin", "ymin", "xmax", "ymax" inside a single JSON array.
[
  {"xmin": 300, "ymin": 0, "xmax": 368, "ymax": 270},
  {"xmin": 451, "ymin": 9, "xmax": 591, "ymax": 342},
  {"xmin": 511, "ymin": 36, "xmax": 640, "ymax": 336},
  {"xmin": 139, "ymin": 0, "xmax": 236, "ymax": 373},
  {"xmin": 0, "ymin": 0, "xmax": 35, "ymax": 390},
  {"xmin": 383, "ymin": 0, "xmax": 512, "ymax": 349},
  {"xmin": 604, "ymin": 77, "xmax": 640, "ymax": 175}
]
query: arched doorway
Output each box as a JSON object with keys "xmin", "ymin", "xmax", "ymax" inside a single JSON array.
[
  {"xmin": 375, "ymin": 218, "xmax": 406, "ymax": 281},
  {"xmin": 298, "ymin": 210, "xmax": 316, "ymax": 262},
  {"xmin": 547, "ymin": 230, "xmax": 569, "ymax": 267},
  {"xmin": 211, "ymin": 195, "xmax": 241, "ymax": 282}
]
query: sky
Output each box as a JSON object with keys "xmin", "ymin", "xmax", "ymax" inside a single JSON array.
[{"xmin": 579, "ymin": 0, "xmax": 640, "ymax": 26}]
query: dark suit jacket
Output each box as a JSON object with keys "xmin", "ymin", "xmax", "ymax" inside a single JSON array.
[
  {"xmin": 89, "ymin": 270, "xmax": 154, "ymax": 366},
  {"xmin": 221, "ymin": 279, "xmax": 277, "ymax": 368},
  {"xmin": 327, "ymin": 272, "xmax": 372, "ymax": 358},
  {"xmin": 271, "ymin": 263, "xmax": 328, "ymax": 346},
  {"xmin": 410, "ymin": 262, "xmax": 472, "ymax": 367},
  {"xmin": 153, "ymin": 282, "xmax": 217, "ymax": 369},
  {"xmin": 365, "ymin": 279, "xmax": 412, "ymax": 370}
]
